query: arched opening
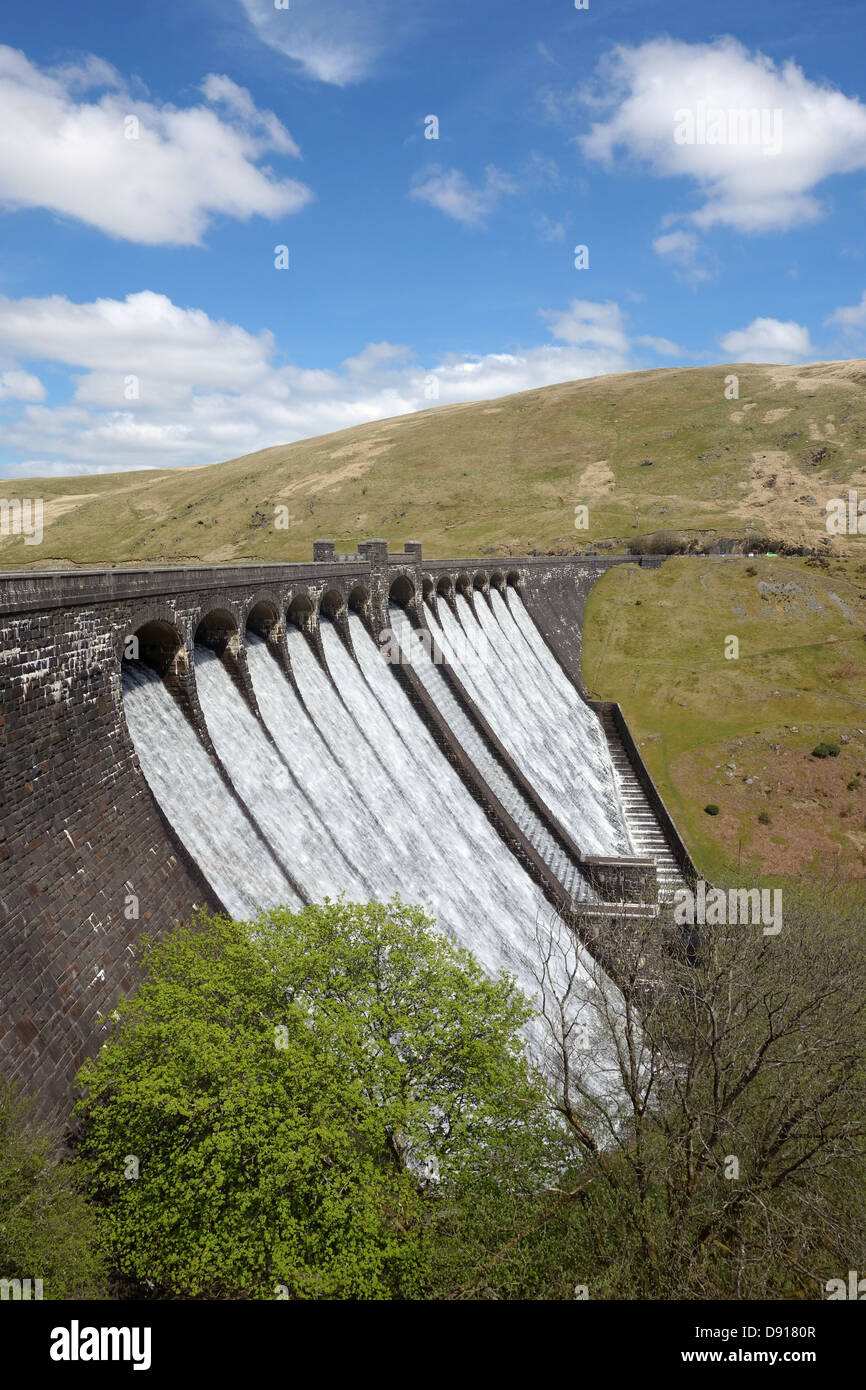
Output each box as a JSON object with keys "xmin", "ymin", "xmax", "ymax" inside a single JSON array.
[
  {"xmin": 287, "ymin": 593, "xmax": 315, "ymax": 631},
  {"xmin": 348, "ymin": 584, "xmax": 370, "ymax": 616},
  {"xmin": 125, "ymin": 619, "xmax": 184, "ymax": 677},
  {"xmin": 456, "ymin": 572, "xmax": 472, "ymax": 599},
  {"xmin": 506, "ymin": 569, "xmax": 522, "ymax": 590},
  {"xmin": 489, "ymin": 571, "xmax": 506, "ymax": 596},
  {"xmin": 120, "ymin": 619, "xmax": 195, "ymax": 747},
  {"xmin": 473, "ymin": 571, "xmax": 488, "ymax": 594},
  {"xmin": 388, "ymin": 574, "xmax": 416, "ymax": 611},
  {"xmin": 194, "ymin": 608, "xmax": 239, "ymax": 656},
  {"xmin": 436, "ymin": 576, "xmax": 453, "ymax": 599},
  {"xmin": 246, "ymin": 599, "xmax": 280, "ymax": 642},
  {"xmin": 422, "ymin": 575, "xmax": 437, "ymax": 617},
  {"xmin": 319, "ymin": 588, "xmax": 345, "ymax": 621}
]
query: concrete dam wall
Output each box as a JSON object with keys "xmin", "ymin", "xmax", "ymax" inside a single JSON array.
[{"xmin": 0, "ymin": 541, "xmax": 695, "ymax": 1121}]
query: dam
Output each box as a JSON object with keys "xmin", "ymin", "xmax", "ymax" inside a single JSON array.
[{"xmin": 0, "ymin": 541, "xmax": 697, "ymax": 1120}]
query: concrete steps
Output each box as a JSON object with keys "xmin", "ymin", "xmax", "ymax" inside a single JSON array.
[{"xmin": 597, "ymin": 708, "xmax": 686, "ymax": 905}]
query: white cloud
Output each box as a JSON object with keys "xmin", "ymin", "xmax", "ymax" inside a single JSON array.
[
  {"xmin": 523, "ymin": 152, "xmax": 564, "ymax": 187},
  {"xmin": 579, "ymin": 37, "xmax": 866, "ymax": 233},
  {"xmin": 341, "ymin": 342, "xmax": 414, "ymax": 376},
  {"xmin": 410, "ymin": 165, "xmax": 517, "ymax": 226},
  {"xmin": 825, "ymin": 291, "xmax": 866, "ymax": 328},
  {"xmin": 0, "ymin": 369, "xmax": 45, "ymax": 402},
  {"xmin": 0, "ymin": 290, "xmax": 638, "ymax": 476},
  {"xmin": 718, "ymin": 317, "xmax": 815, "ymax": 363},
  {"xmin": 0, "ymin": 291, "xmax": 277, "ymax": 389},
  {"xmin": 237, "ymin": 0, "xmax": 422, "ymax": 85},
  {"xmin": 652, "ymin": 228, "xmax": 713, "ymax": 286},
  {"xmin": 653, "ymin": 231, "xmax": 696, "ymax": 258},
  {"xmin": 636, "ymin": 335, "xmax": 682, "ymax": 357},
  {"xmin": 198, "ymin": 74, "xmax": 301, "ymax": 156},
  {"xmin": 533, "ymin": 213, "xmax": 566, "ymax": 242},
  {"xmin": 0, "ymin": 45, "xmax": 312, "ymax": 245},
  {"xmin": 539, "ymin": 300, "xmax": 630, "ymax": 354}
]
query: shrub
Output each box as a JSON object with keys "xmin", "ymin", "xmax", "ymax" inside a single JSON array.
[
  {"xmin": 704, "ymin": 804, "xmax": 720, "ymax": 815},
  {"xmin": 812, "ymin": 742, "xmax": 841, "ymax": 758},
  {"xmin": 758, "ymin": 810, "xmax": 771, "ymax": 825},
  {"xmin": 0, "ymin": 1077, "xmax": 106, "ymax": 1299},
  {"xmin": 629, "ymin": 530, "xmax": 689, "ymax": 556},
  {"xmin": 745, "ymin": 565, "xmax": 758, "ymax": 576}
]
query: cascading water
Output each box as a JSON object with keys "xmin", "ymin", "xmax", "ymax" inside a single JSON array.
[
  {"xmin": 121, "ymin": 660, "xmax": 301, "ymax": 917},
  {"xmin": 338, "ymin": 613, "xmax": 557, "ymax": 963},
  {"xmin": 194, "ymin": 644, "xmax": 369, "ymax": 898},
  {"xmin": 427, "ymin": 593, "xmax": 632, "ymax": 856},
  {"xmin": 123, "ymin": 610, "xmax": 632, "ymax": 1082},
  {"xmin": 281, "ymin": 626, "xmax": 419, "ymax": 877},
  {"xmin": 386, "ymin": 603, "xmax": 598, "ymax": 903},
  {"xmin": 247, "ymin": 629, "xmax": 418, "ymax": 899}
]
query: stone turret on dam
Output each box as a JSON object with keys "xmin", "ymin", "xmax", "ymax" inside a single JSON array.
[{"xmin": 0, "ymin": 542, "xmax": 694, "ymax": 1122}]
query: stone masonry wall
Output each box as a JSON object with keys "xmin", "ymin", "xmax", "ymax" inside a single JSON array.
[{"xmin": 0, "ymin": 601, "xmax": 217, "ymax": 1126}]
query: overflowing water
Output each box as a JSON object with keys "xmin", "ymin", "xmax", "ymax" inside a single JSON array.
[
  {"xmin": 194, "ymin": 644, "xmax": 367, "ymax": 899},
  {"xmin": 427, "ymin": 593, "xmax": 632, "ymax": 856},
  {"xmin": 121, "ymin": 601, "xmax": 636, "ymax": 1078},
  {"xmin": 343, "ymin": 612, "xmax": 561, "ymax": 985},
  {"xmin": 386, "ymin": 602, "xmax": 599, "ymax": 903},
  {"xmin": 121, "ymin": 660, "xmax": 301, "ymax": 917}
]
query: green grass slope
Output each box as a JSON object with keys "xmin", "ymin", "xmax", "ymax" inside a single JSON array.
[
  {"xmin": 583, "ymin": 554, "xmax": 866, "ymax": 887},
  {"xmin": 2, "ymin": 359, "xmax": 866, "ymax": 569}
]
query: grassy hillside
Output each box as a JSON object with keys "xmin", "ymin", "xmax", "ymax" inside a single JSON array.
[
  {"xmin": 2, "ymin": 359, "xmax": 866, "ymax": 569},
  {"xmin": 583, "ymin": 554, "xmax": 866, "ymax": 887}
]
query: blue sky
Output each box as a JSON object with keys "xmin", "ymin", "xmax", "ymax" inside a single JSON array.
[{"xmin": 1, "ymin": 0, "xmax": 865, "ymax": 476}]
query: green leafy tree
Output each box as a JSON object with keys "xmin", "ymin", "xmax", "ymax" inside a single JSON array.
[
  {"xmin": 74, "ymin": 898, "xmax": 553, "ymax": 1299},
  {"xmin": 0, "ymin": 1077, "xmax": 106, "ymax": 1299}
]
